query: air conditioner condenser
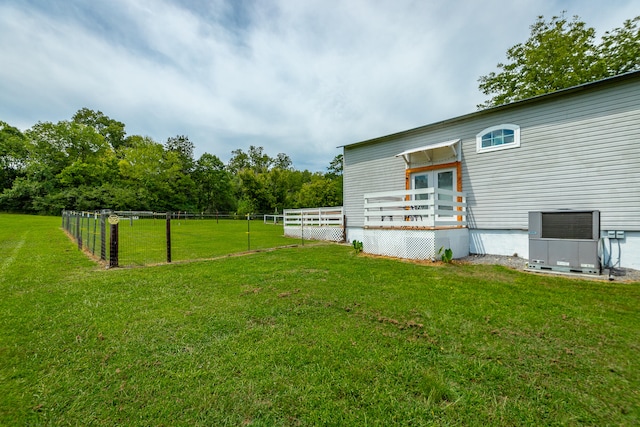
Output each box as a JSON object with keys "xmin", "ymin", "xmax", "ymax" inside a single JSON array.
[{"xmin": 528, "ymin": 210, "xmax": 600, "ymax": 275}]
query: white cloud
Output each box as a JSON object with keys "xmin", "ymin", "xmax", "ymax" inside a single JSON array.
[{"xmin": 0, "ymin": 0, "xmax": 637, "ymax": 170}]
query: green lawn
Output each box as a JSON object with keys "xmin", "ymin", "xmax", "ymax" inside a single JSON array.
[
  {"xmin": 67, "ymin": 214, "xmax": 302, "ymax": 266},
  {"xmin": 1, "ymin": 214, "xmax": 639, "ymax": 426},
  {"xmin": 117, "ymin": 216, "xmax": 301, "ymax": 266},
  {"xmin": 170, "ymin": 217, "xmax": 300, "ymax": 262}
]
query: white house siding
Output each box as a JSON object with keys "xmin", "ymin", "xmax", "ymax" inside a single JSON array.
[
  {"xmin": 461, "ymin": 78, "xmax": 640, "ymax": 233},
  {"xmin": 344, "ymin": 133, "xmax": 426, "ymax": 228},
  {"xmin": 343, "ymin": 73, "xmax": 640, "ymax": 269}
]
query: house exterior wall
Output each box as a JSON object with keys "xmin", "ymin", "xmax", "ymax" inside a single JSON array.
[
  {"xmin": 343, "ymin": 140, "xmax": 407, "ymax": 228},
  {"xmin": 461, "ymin": 78, "xmax": 640, "ymax": 231},
  {"xmin": 343, "ymin": 73, "xmax": 640, "ymax": 270},
  {"xmin": 344, "ymin": 128, "xmax": 463, "ymax": 228}
]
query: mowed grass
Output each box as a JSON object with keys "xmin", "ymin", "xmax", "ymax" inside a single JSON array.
[
  {"xmin": 170, "ymin": 217, "xmax": 299, "ymax": 261},
  {"xmin": 1, "ymin": 214, "xmax": 639, "ymax": 426},
  {"xmin": 84, "ymin": 216, "xmax": 301, "ymax": 266}
]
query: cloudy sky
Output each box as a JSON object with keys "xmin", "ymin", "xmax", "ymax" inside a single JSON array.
[{"xmin": 1, "ymin": 0, "xmax": 637, "ymax": 171}]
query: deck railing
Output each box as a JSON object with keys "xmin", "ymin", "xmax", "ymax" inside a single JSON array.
[{"xmin": 364, "ymin": 188, "xmax": 467, "ymax": 228}]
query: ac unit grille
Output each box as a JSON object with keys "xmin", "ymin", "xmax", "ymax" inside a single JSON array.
[{"xmin": 541, "ymin": 212, "xmax": 593, "ymax": 240}]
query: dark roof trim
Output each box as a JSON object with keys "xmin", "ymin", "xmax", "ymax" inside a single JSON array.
[{"xmin": 341, "ymin": 70, "xmax": 640, "ymax": 149}]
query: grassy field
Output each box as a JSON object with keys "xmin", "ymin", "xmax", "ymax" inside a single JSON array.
[
  {"xmin": 120, "ymin": 216, "xmax": 302, "ymax": 266},
  {"xmin": 67, "ymin": 214, "xmax": 302, "ymax": 266},
  {"xmin": 1, "ymin": 214, "xmax": 639, "ymax": 426}
]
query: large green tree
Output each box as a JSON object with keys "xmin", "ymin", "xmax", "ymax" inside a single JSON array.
[
  {"xmin": 599, "ymin": 16, "xmax": 640, "ymax": 75},
  {"xmin": 72, "ymin": 108, "xmax": 126, "ymax": 151},
  {"xmin": 227, "ymin": 145, "xmax": 274, "ymax": 175},
  {"xmin": 192, "ymin": 153, "xmax": 234, "ymax": 213},
  {"xmin": 2, "ymin": 119, "xmax": 113, "ymax": 213},
  {"xmin": 165, "ymin": 135, "xmax": 195, "ymax": 174},
  {"xmin": 478, "ymin": 14, "xmax": 640, "ymax": 108},
  {"xmin": 326, "ymin": 154, "xmax": 343, "ymax": 178},
  {"xmin": 235, "ymin": 169, "xmax": 274, "ymax": 214},
  {"xmin": 0, "ymin": 121, "xmax": 27, "ymax": 191},
  {"xmin": 296, "ymin": 173, "xmax": 342, "ymax": 208},
  {"xmin": 118, "ymin": 136, "xmax": 195, "ymax": 211}
]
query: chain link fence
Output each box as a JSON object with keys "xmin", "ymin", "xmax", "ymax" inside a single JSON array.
[{"xmin": 61, "ymin": 210, "xmax": 294, "ymax": 267}]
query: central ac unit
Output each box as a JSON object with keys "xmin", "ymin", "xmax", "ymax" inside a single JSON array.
[{"xmin": 528, "ymin": 210, "xmax": 600, "ymax": 274}]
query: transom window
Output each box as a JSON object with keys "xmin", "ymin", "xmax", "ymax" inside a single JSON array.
[{"xmin": 476, "ymin": 124, "xmax": 520, "ymax": 153}]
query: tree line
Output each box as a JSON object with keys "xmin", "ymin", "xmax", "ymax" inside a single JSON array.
[{"xmin": 0, "ymin": 108, "xmax": 343, "ymax": 215}]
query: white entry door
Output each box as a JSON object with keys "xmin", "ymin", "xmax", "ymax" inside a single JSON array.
[{"xmin": 411, "ymin": 168, "xmax": 456, "ymax": 216}]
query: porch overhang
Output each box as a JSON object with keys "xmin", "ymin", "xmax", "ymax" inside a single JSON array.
[{"xmin": 395, "ymin": 139, "xmax": 460, "ymax": 165}]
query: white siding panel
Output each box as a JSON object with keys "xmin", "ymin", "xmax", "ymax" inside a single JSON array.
[
  {"xmin": 344, "ymin": 155, "xmax": 405, "ymax": 227},
  {"xmin": 462, "ymin": 78, "xmax": 640, "ymax": 231},
  {"xmin": 344, "ymin": 74, "xmax": 640, "ymax": 232}
]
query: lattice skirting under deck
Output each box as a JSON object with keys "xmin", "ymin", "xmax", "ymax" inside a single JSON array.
[
  {"xmin": 284, "ymin": 226, "xmax": 345, "ymax": 242},
  {"xmin": 359, "ymin": 228, "xmax": 470, "ymax": 260}
]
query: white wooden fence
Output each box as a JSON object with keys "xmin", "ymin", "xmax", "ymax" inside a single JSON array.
[
  {"xmin": 364, "ymin": 188, "xmax": 467, "ymax": 228},
  {"xmin": 283, "ymin": 207, "xmax": 345, "ymax": 242}
]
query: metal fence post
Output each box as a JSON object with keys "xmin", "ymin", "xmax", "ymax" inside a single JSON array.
[
  {"xmin": 246, "ymin": 213, "xmax": 251, "ymax": 251},
  {"xmin": 109, "ymin": 221, "xmax": 119, "ymax": 268},
  {"xmin": 76, "ymin": 212, "xmax": 82, "ymax": 250},
  {"xmin": 85, "ymin": 212, "xmax": 90, "ymax": 249},
  {"xmin": 166, "ymin": 212, "xmax": 172, "ymax": 263},
  {"xmin": 91, "ymin": 213, "xmax": 96, "ymax": 255},
  {"xmin": 342, "ymin": 214, "xmax": 347, "ymax": 243},
  {"xmin": 100, "ymin": 212, "xmax": 107, "ymax": 261}
]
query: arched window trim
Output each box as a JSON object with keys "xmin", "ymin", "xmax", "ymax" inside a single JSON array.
[{"xmin": 475, "ymin": 124, "xmax": 521, "ymax": 153}]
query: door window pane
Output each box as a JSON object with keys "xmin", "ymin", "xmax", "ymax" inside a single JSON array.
[
  {"xmin": 437, "ymin": 171, "xmax": 453, "ymax": 212},
  {"xmin": 414, "ymin": 174, "xmax": 429, "ymax": 201},
  {"xmin": 437, "ymin": 171, "xmax": 453, "ymax": 190}
]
